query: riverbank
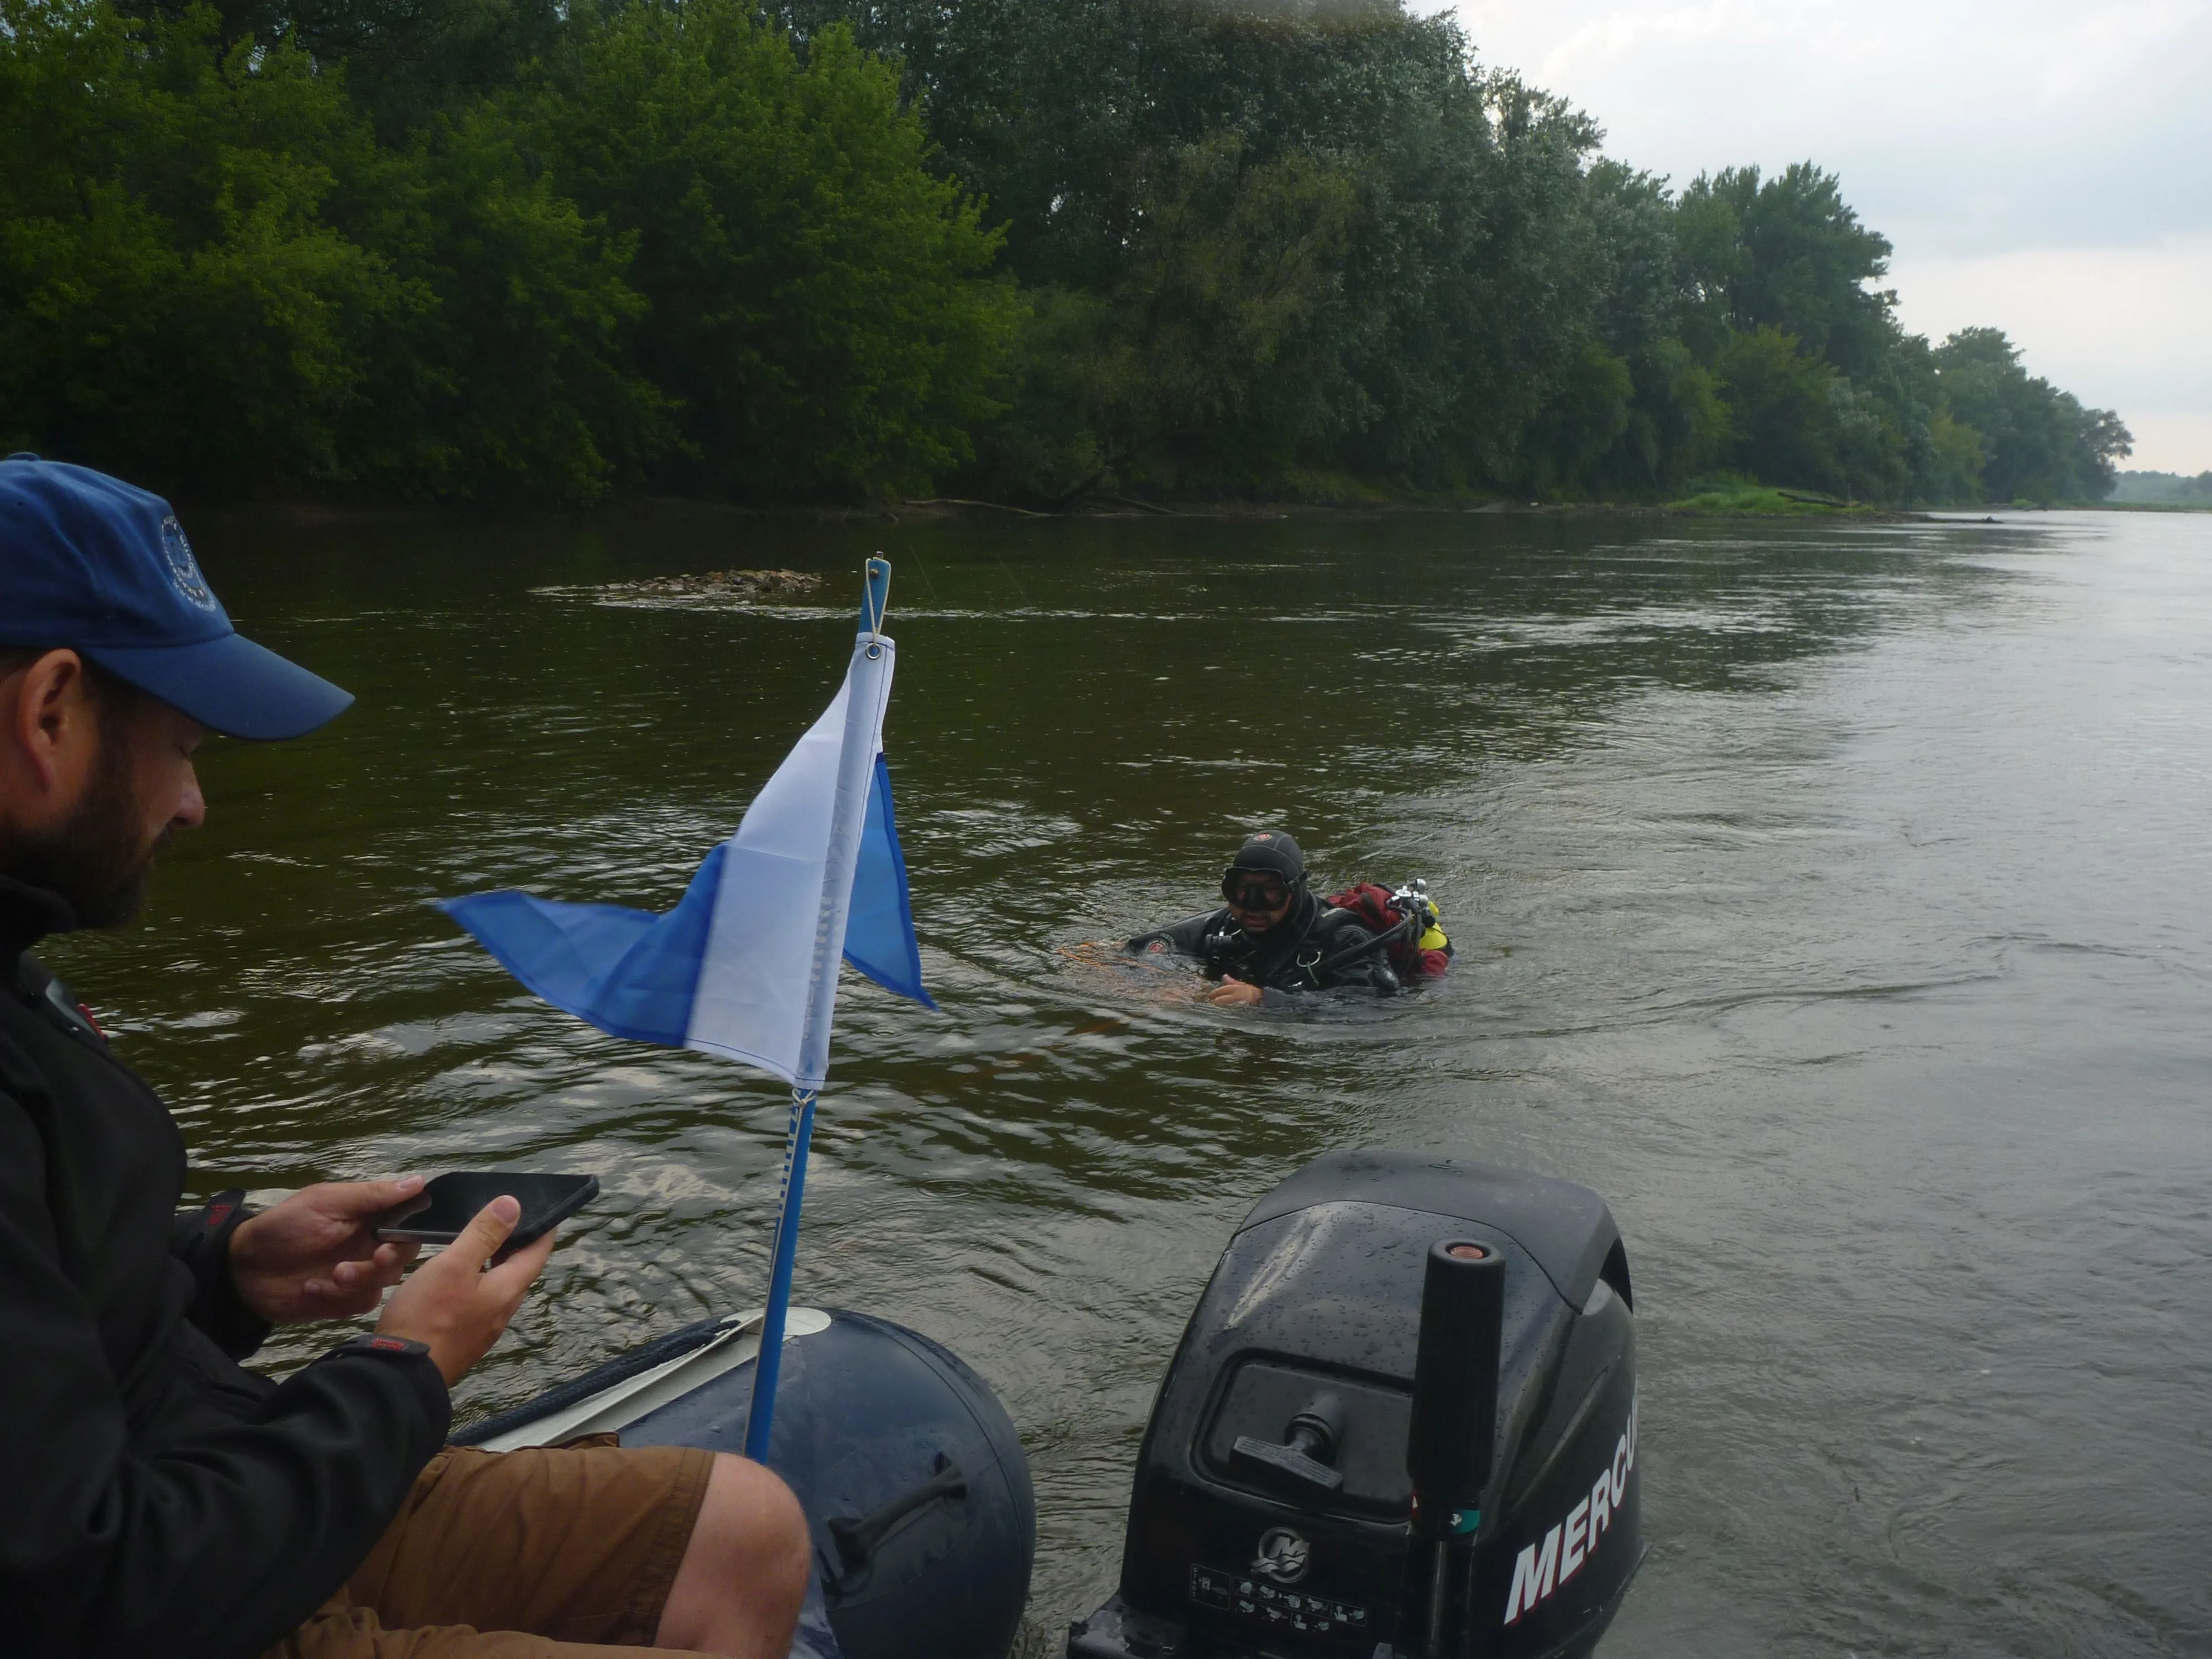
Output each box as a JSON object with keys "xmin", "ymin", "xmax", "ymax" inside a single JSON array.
[
  {"xmin": 900, "ymin": 474, "xmax": 2051, "ymax": 521},
  {"xmin": 894, "ymin": 488, "xmax": 1945, "ymax": 523},
  {"xmin": 191, "ymin": 483, "xmax": 2101, "ymax": 535}
]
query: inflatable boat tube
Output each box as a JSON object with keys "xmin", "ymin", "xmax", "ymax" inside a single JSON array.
[{"xmin": 456, "ymin": 1308, "xmax": 1034, "ymax": 1659}]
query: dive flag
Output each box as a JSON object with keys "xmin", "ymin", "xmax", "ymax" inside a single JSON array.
[{"xmin": 438, "ymin": 632, "xmax": 933, "ymax": 1092}]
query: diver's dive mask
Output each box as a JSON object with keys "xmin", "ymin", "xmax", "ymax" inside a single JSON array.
[{"xmin": 1222, "ymin": 870, "xmax": 1292, "ymax": 910}]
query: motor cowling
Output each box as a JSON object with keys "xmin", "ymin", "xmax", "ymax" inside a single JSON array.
[{"xmin": 1068, "ymin": 1151, "xmax": 1642, "ymax": 1659}]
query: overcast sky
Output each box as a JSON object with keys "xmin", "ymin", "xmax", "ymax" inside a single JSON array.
[{"xmin": 1450, "ymin": 0, "xmax": 2212, "ymax": 472}]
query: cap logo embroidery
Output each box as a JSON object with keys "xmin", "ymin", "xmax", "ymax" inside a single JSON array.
[{"xmin": 161, "ymin": 516, "xmax": 216, "ymax": 611}]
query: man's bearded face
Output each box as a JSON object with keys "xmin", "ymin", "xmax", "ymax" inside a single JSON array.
[{"xmin": 6, "ymin": 698, "xmax": 166, "ymax": 928}]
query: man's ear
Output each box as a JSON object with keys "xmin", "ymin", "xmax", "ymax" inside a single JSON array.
[{"xmin": 1, "ymin": 649, "xmax": 100, "ymax": 811}]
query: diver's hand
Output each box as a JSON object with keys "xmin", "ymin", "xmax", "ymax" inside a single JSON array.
[
  {"xmin": 228, "ymin": 1177, "xmax": 424, "ymax": 1323},
  {"xmin": 1205, "ymin": 979, "xmax": 1265, "ymax": 1006},
  {"xmin": 375, "ymin": 1197, "xmax": 558, "ymax": 1385}
]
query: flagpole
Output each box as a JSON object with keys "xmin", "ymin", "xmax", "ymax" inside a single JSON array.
[
  {"xmin": 743, "ymin": 1087, "xmax": 816, "ymax": 1461},
  {"xmin": 743, "ymin": 556, "xmax": 892, "ymax": 1463}
]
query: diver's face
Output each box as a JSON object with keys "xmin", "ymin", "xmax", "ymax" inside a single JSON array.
[{"xmin": 1225, "ymin": 874, "xmax": 1293, "ymax": 934}]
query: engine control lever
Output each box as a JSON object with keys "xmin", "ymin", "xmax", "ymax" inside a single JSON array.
[{"xmin": 1230, "ymin": 1390, "xmax": 1346, "ymax": 1495}]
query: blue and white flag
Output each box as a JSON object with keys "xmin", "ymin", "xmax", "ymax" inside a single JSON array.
[{"xmin": 439, "ymin": 627, "xmax": 933, "ymax": 1091}]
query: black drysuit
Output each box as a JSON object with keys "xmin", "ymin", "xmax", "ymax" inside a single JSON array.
[
  {"xmin": 1126, "ymin": 890, "xmax": 1400, "ymax": 1001},
  {"xmin": 0, "ymin": 875, "xmax": 450, "ymax": 1659}
]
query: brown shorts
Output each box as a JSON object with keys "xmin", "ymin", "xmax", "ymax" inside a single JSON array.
[{"xmin": 265, "ymin": 1439, "xmax": 718, "ymax": 1658}]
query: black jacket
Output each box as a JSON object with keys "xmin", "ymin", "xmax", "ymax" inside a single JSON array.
[
  {"xmin": 1127, "ymin": 891, "xmax": 1400, "ymax": 1000},
  {"xmin": 0, "ymin": 875, "xmax": 451, "ymax": 1659}
]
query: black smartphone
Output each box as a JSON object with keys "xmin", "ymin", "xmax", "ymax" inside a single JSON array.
[{"xmin": 373, "ymin": 1172, "xmax": 599, "ymax": 1262}]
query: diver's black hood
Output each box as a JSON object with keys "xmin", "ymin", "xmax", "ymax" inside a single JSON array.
[{"xmin": 1225, "ymin": 830, "xmax": 1305, "ymax": 890}]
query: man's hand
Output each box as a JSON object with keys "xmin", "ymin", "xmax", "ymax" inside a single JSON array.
[
  {"xmin": 375, "ymin": 1197, "xmax": 559, "ymax": 1386},
  {"xmin": 228, "ymin": 1177, "xmax": 425, "ymax": 1324},
  {"xmin": 1205, "ymin": 978, "xmax": 1265, "ymax": 1006}
]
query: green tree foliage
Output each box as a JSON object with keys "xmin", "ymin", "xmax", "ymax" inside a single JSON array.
[
  {"xmin": 0, "ymin": 0, "xmax": 665, "ymax": 498},
  {"xmin": 1079, "ymin": 137, "xmax": 1364, "ymax": 487},
  {"xmin": 0, "ymin": 0, "xmax": 2135, "ymax": 505},
  {"xmin": 115, "ymin": 0, "xmax": 567, "ymax": 135},
  {"xmin": 0, "ymin": 0, "xmax": 407, "ymax": 491},
  {"xmin": 796, "ymin": 0, "xmax": 2126, "ymax": 505},
  {"xmin": 1712, "ymin": 327, "xmax": 1839, "ymax": 491},
  {"xmin": 1933, "ymin": 327, "xmax": 2133, "ymax": 503},
  {"xmin": 788, "ymin": 0, "xmax": 1686, "ymax": 496},
  {"xmin": 530, "ymin": 4, "xmax": 1017, "ymax": 498},
  {"xmin": 1, "ymin": 0, "xmax": 1016, "ymax": 500},
  {"xmin": 1677, "ymin": 163, "xmax": 1896, "ymax": 377},
  {"xmin": 1668, "ymin": 164, "xmax": 2129, "ymax": 502},
  {"xmin": 340, "ymin": 105, "xmax": 670, "ymax": 499},
  {"xmin": 2110, "ymin": 470, "xmax": 2212, "ymax": 505}
]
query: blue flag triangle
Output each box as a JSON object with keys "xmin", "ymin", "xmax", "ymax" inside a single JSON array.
[
  {"xmin": 436, "ymin": 844, "xmax": 728, "ymax": 1048},
  {"xmin": 438, "ymin": 753, "xmax": 933, "ymax": 1059},
  {"xmin": 844, "ymin": 754, "xmax": 936, "ymax": 1009}
]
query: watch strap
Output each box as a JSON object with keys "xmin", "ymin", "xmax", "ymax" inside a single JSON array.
[{"xmin": 327, "ymin": 1333, "xmax": 434, "ymax": 1363}]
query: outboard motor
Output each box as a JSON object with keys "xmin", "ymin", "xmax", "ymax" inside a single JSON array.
[
  {"xmin": 459, "ymin": 1307, "xmax": 1035, "ymax": 1659},
  {"xmin": 1067, "ymin": 1151, "xmax": 1642, "ymax": 1659}
]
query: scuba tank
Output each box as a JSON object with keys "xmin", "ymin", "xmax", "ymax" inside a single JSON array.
[{"xmin": 1310, "ymin": 879, "xmax": 1453, "ymax": 984}]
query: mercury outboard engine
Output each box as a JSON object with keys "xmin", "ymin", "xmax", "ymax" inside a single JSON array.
[{"xmin": 1068, "ymin": 1151, "xmax": 1642, "ymax": 1659}]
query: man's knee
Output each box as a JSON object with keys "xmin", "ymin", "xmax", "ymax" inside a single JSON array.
[
  {"xmin": 700, "ymin": 1453, "xmax": 810, "ymax": 1592},
  {"xmin": 655, "ymin": 1454, "xmax": 810, "ymax": 1653}
]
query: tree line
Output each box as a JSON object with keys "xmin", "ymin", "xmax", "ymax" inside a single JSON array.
[
  {"xmin": 0, "ymin": 0, "xmax": 2135, "ymax": 506},
  {"xmin": 2111, "ymin": 471, "xmax": 2212, "ymax": 506}
]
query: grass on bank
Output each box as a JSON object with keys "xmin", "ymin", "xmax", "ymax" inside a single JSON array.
[{"xmin": 1665, "ymin": 483, "xmax": 1881, "ymax": 516}]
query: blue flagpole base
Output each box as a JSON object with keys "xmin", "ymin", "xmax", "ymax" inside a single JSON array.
[{"xmin": 744, "ymin": 1087, "xmax": 818, "ymax": 1464}]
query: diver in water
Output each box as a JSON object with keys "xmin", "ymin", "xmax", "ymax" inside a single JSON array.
[{"xmin": 1127, "ymin": 830, "xmax": 1449, "ymax": 1006}]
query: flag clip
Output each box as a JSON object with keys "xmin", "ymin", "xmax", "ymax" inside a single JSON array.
[{"xmin": 860, "ymin": 556, "xmax": 891, "ymax": 659}]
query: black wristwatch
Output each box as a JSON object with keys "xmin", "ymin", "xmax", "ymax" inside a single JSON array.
[{"xmin": 325, "ymin": 1333, "xmax": 434, "ymax": 1364}]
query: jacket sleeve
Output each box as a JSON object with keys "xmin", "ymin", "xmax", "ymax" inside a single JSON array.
[
  {"xmin": 1126, "ymin": 910, "xmax": 1222, "ymax": 956},
  {"xmin": 0, "ymin": 1097, "xmax": 451, "ymax": 1659},
  {"xmin": 170, "ymin": 1190, "xmax": 274, "ymax": 1360}
]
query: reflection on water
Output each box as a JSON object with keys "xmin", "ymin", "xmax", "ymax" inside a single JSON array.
[{"xmin": 46, "ymin": 508, "xmax": 2212, "ymax": 1656}]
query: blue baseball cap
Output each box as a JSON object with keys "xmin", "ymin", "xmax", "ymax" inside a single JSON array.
[{"xmin": 0, "ymin": 457, "xmax": 352, "ymax": 740}]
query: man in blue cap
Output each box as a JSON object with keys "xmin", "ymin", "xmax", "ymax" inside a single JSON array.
[{"xmin": 0, "ymin": 460, "xmax": 809, "ymax": 1658}]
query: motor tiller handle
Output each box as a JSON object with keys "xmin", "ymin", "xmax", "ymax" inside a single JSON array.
[{"xmin": 1405, "ymin": 1238, "xmax": 1505, "ymax": 1657}]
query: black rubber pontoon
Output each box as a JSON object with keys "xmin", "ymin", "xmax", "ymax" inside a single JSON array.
[{"xmin": 459, "ymin": 1307, "xmax": 1035, "ymax": 1659}]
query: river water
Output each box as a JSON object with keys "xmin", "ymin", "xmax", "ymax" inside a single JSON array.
[{"xmin": 50, "ymin": 505, "xmax": 2212, "ymax": 1656}]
